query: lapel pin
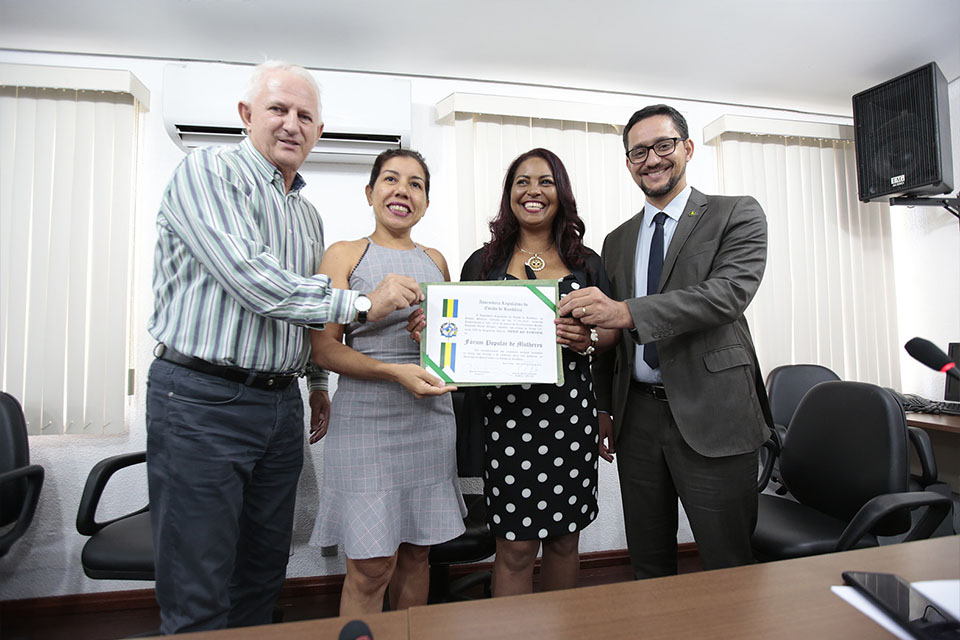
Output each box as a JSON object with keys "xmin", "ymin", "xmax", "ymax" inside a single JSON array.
[{"xmin": 688, "ymin": 210, "xmax": 697, "ymax": 216}]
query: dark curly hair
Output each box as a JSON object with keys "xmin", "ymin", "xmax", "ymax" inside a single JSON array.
[
  {"xmin": 477, "ymin": 148, "xmax": 589, "ymax": 279},
  {"xmin": 368, "ymin": 148, "xmax": 431, "ymax": 198}
]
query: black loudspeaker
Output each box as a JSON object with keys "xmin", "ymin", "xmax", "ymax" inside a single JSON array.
[{"xmin": 852, "ymin": 62, "xmax": 954, "ymax": 202}]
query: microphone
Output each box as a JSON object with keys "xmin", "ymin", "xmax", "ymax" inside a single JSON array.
[
  {"xmin": 338, "ymin": 619, "xmax": 374, "ymax": 640},
  {"xmin": 905, "ymin": 337, "xmax": 960, "ymax": 380}
]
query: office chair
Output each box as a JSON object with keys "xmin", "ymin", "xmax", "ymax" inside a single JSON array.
[
  {"xmin": 0, "ymin": 391, "xmax": 45, "ymax": 558},
  {"xmin": 753, "ymin": 381, "xmax": 951, "ymax": 561},
  {"xmin": 763, "ymin": 365, "xmax": 840, "ymax": 493},
  {"xmin": 886, "ymin": 394, "xmax": 955, "ymax": 537},
  {"xmin": 427, "ymin": 389, "xmax": 495, "ymax": 603},
  {"xmin": 76, "ymin": 451, "xmax": 154, "ymax": 580},
  {"xmin": 766, "ymin": 364, "xmax": 841, "ymax": 438},
  {"xmin": 759, "ymin": 366, "xmax": 938, "ymax": 499},
  {"xmin": 78, "ymin": 452, "xmax": 284, "ymax": 628}
]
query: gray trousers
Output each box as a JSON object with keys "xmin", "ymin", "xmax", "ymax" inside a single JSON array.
[
  {"xmin": 616, "ymin": 386, "xmax": 758, "ymax": 579},
  {"xmin": 146, "ymin": 359, "xmax": 304, "ymax": 634}
]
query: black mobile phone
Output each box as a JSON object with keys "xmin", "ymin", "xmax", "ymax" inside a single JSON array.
[{"xmin": 842, "ymin": 571, "xmax": 960, "ymax": 640}]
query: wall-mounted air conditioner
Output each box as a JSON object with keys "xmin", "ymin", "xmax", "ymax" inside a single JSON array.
[{"xmin": 162, "ymin": 63, "xmax": 411, "ymax": 164}]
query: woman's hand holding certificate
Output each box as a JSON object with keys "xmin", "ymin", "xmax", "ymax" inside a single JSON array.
[{"xmin": 418, "ymin": 280, "xmax": 563, "ymax": 387}]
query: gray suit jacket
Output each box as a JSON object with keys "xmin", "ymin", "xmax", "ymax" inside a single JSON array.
[{"xmin": 593, "ymin": 188, "xmax": 773, "ymax": 457}]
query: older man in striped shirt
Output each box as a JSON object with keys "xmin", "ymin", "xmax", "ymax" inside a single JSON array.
[{"xmin": 146, "ymin": 60, "xmax": 424, "ymax": 634}]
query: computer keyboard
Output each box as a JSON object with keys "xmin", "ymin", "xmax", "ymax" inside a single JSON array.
[
  {"xmin": 895, "ymin": 392, "xmax": 960, "ymax": 416},
  {"xmin": 931, "ymin": 400, "xmax": 960, "ymax": 416}
]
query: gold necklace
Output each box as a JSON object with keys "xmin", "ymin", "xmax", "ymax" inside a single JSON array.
[{"xmin": 517, "ymin": 244, "xmax": 552, "ymax": 272}]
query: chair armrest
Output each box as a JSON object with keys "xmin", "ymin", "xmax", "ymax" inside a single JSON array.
[
  {"xmin": 836, "ymin": 491, "xmax": 952, "ymax": 551},
  {"xmin": 757, "ymin": 427, "xmax": 781, "ymax": 492},
  {"xmin": 0, "ymin": 464, "xmax": 44, "ymax": 556},
  {"xmin": 76, "ymin": 451, "xmax": 147, "ymax": 536},
  {"xmin": 773, "ymin": 423, "xmax": 787, "ymax": 448},
  {"xmin": 907, "ymin": 426, "xmax": 938, "ymax": 486}
]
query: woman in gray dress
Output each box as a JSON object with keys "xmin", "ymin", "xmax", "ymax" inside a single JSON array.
[{"xmin": 310, "ymin": 149, "xmax": 465, "ymax": 616}]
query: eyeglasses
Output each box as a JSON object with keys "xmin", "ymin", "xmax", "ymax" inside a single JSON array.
[{"xmin": 625, "ymin": 137, "xmax": 685, "ymax": 164}]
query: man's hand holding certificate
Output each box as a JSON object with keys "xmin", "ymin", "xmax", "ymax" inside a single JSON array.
[{"xmin": 419, "ymin": 280, "xmax": 563, "ymax": 386}]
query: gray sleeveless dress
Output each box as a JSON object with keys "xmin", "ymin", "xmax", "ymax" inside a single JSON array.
[{"xmin": 311, "ymin": 240, "xmax": 466, "ymax": 559}]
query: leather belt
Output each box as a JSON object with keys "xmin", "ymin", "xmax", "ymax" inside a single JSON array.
[
  {"xmin": 632, "ymin": 380, "xmax": 669, "ymax": 402},
  {"xmin": 155, "ymin": 345, "xmax": 298, "ymax": 391}
]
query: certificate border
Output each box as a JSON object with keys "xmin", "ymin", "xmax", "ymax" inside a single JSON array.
[{"xmin": 419, "ymin": 280, "xmax": 564, "ymax": 387}]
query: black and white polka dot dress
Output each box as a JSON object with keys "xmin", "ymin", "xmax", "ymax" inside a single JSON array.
[{"xmin": 482, "ymin": 274, "xmax": 599, "ymax": 541}]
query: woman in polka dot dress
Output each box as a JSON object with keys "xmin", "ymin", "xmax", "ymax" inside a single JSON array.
[{"xmin": 459, "ymin": 148, "xmax": 616, "ymax": 596}]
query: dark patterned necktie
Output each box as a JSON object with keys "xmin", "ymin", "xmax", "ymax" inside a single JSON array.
[{"xmin": 643, "ymin": 212, "xmax": 667, "ymax": 370}]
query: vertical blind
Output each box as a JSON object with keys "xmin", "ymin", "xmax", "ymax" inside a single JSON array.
[
  {"xmin": 0, "ymin": 86, "xmax": 141, "ymax": 435},
  {"xmin": 717, "ymin": 132, "xmax": 901, "ymax": 386},
  {"xmin": 453, "ymin": 113, "xmax": 645, "ymax": 262}
]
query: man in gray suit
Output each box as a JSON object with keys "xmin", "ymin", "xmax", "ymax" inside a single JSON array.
[{"xmin": 559, "ymin": 104, "xmax": 773, "ymax": 578}]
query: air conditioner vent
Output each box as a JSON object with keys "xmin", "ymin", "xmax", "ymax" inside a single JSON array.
[
  {"xmin": 163, "ymin": 63, "xmax": 411, "ymax": 165},
  {"xmin": 174, "ymin": 125, "xmax": 402, "ymax": 164}
]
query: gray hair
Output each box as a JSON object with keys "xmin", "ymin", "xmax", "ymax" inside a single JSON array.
[{"xmin": 243, "ymin": 60, "xmax": 323, "ymax": 123}]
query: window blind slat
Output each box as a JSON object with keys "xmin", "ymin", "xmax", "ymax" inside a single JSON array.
[
  {"xmin": 0, "ymin": 90, "xmax": 15, "ymax": 394},
  {"xmin": 40, "ymin": 96, "xmax": 78, "ymax": 432},
  {"xmin": 6, "ymin": 90, "xmax": 38, "ymax": 428},
  {"xmin": 103, "ymin": 99, "xmax": 137, "ymax": 434},
  {"xmin": 64, "ymin": 97, "xmax": 96, "ymax": 433},
  {"xmin": 30, "ymin": 93, "xmax": 58, "ymax": 433},
  {"xmin": 81, "ymin": 98, "xmax": 118, "ymax": 432}
]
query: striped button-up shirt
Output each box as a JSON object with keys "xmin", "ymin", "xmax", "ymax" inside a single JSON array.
[{"xmin": 148, "ymin": 138, "xmax": 357, "ymax": 389}]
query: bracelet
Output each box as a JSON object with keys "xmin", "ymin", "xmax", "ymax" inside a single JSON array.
[{"xmin": 579, "ymin": 327, "xmax": 599, "ymax": 356}]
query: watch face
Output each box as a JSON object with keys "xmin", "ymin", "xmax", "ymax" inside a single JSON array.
[{"xmin": 355, "ymin": 295, "xmax": 372, "ymax": 312}]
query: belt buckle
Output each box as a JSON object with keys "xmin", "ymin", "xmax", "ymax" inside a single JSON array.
[
  {"xmin": 262, "ymin": 373, "xmax": 295, "ymax": 390},
  {"xmin": 651, "ymin": 385, "xmax": 668, "ymax": 401}
]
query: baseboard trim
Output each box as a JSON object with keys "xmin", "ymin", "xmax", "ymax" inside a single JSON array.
[{"xmin": 0, "ymin": 543, "xmax": 697, "ymax": 616}]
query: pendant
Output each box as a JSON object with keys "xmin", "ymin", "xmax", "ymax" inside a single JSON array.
[{"xmin": 525, "ymin": 254, "xmax": 546, "ymax": 272}]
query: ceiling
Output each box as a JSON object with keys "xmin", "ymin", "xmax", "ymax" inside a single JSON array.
[{"xmin": 1, "ymin": 0, "xmax": 958, "ymax": 116}]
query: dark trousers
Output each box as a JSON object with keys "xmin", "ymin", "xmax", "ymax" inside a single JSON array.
[
  {"xmin": 146, "ymin": 359, "xmax": 304, "ymax": 634},
  {"xmin": 616, "ymin": 386, "xmax": 757, "ymax": 579}
]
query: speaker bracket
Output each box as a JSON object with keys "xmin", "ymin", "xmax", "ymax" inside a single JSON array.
[{"xmin": 889, "ymin": 195, "xmax": 960, "ymax": 220}]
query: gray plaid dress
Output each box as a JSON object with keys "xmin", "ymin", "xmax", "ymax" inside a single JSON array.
[{"xmin": 311, "ymin": 240, "xmax": 466, "ymax": 559}]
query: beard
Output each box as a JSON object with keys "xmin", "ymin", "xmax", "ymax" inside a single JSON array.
[{"xmin": 639, "ymin": 165, "xmax": 685, "ymax": 199}]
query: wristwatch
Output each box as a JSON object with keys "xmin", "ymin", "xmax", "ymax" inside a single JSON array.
[
  {"xmin": 580, "ymin": 327, "xmax": 599, "ymax": 356},
  {"xmin": 354, "ymin": 295, "xmax": 372, "ymax": 324}
]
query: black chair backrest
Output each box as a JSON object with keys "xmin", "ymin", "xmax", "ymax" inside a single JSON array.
[
  {"xmin": 766, "ymin": 364, "xmax": 840, "ymax": 428},
  {"xmin": 0, "ymin": 391, "xmax": 31, "ymax": 526},
  {"xmin": 779, "ymin": 380, "xmax": 911, "ymax": 536}
]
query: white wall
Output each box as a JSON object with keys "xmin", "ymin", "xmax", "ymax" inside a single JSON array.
[
  {"xmin": 1, "ymin": 49, "xmax": 957, "ymax": 601},
  {"xmin": 890, "ymin": 78, "xmax": 960, "ymax": 399}
]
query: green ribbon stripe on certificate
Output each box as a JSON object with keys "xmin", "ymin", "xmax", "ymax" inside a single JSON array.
[
  {"xmin": 524, "ymin": 284, "xmax": 556, "ymax": 312},
  {"xmin": 423, "ymin": 354, "xmax": 455, "ymax": 384}
]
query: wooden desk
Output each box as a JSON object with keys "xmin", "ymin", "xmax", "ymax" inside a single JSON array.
[
  {"xmin": 181, "ymin": 537, "xmax": 958, "ymax": 639},
  {"xmin": 408, "ymin": 536, "xmax": 959, "ymax": 640},
  {"xmin": 184, "ymin": 609, "xmax": 408, "ymax": 639},
  {"xmin": 906, "ymin": 412, "xmax": 960, "ymax": 435}
]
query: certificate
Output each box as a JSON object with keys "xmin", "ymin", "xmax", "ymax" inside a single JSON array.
[{"xmin": 419, "ymin": 280, "xmax": 563, "ymax": 386}]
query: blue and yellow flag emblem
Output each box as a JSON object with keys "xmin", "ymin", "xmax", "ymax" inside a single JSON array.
[
  {"xmin": 440, "ymin": 322, "xmax": 458, "ymax": 338},
  {"xmin": 442, "ymin": 298, "xmax": 459, "ymax": 318},
  {"xmin": 440, "ymin": 342, "xmax": 456, "ymax": 372}
]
